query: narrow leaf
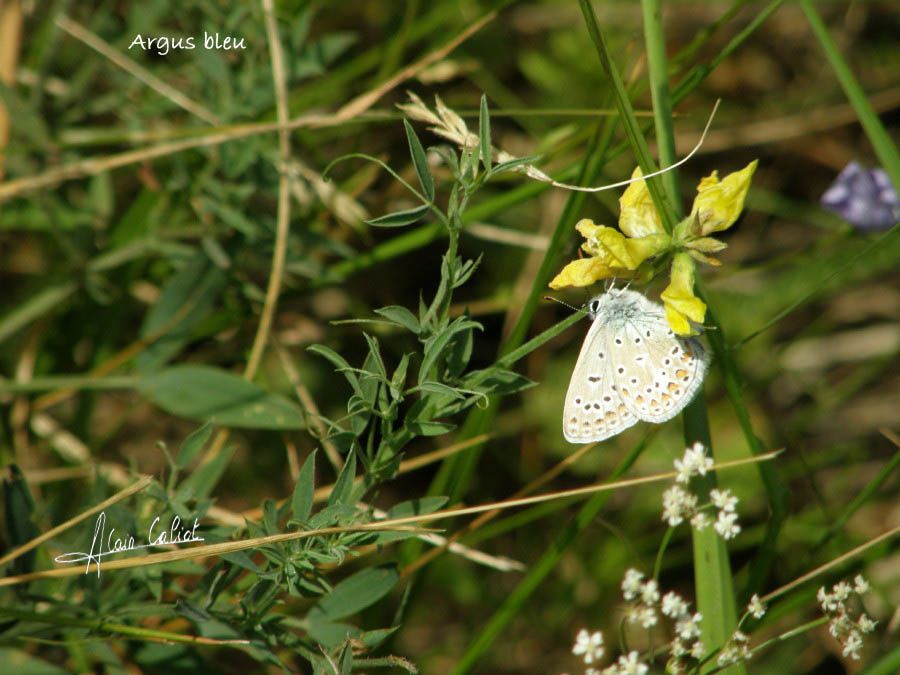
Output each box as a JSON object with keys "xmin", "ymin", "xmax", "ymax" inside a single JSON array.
[
  {"xmin": 403, "ymin": 119, "xmax": 435, "ymax": 201},
  {"xmin": 479, "ymin": 94, "xmax": 492, "ymax": 172},
  {"xmin": 366, "ymin": 204, "xmax": 429, "ymax": 228},
  {"xmin": 291, "ymin": 450, "xmax": 317, "ymax": 523},
  {"xmin": 326, "ymin": 450, "xmax": 357, "ymax": 507},
  {"xmin": 313, "ymin": 565, "xmax": 399, "ymax": 621},
  {"xmin": 176, "ymin": 423, "xmax": 213, "ymax": 469}
]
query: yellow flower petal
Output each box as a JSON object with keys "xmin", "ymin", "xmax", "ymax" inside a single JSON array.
[
  {"xmin": 619, "ymin": 167, "xmax": 666, "ymax": 238},
  {"xmin": 575, "ymin": 219, "xmax": 668, "ymax": 270},
  {"xmin": 548, "ymin": 257, "xmax": 615, "ymax": 289},
  {"xmin": 661, "ymin": 253, "xmax": 706, "ymax": 336},
  {"xmin": 689, "ymin": 160, "xmax": 757, "ymax": 236}
]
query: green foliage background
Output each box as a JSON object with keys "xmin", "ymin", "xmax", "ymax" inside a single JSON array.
[{"xmin": 0, "ymin": 1, "xmax": 898, "ymax": 673}]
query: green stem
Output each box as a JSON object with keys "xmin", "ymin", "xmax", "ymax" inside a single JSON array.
[
  {"xmin": 641, "ymin": 0, "xmax": 680, "ymax": 206},
  {"xmin": 0, "ymin": 607, "xmax": 250, "ymax": 648},
  {"xmin": 578, "ymin": 0, "xmax": 677, "ymax": 231}
]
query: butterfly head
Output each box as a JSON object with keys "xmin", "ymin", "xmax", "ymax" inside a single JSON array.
[{"xmin": 586, "ymin": 288, "xmax": 644, "ymax": 324}]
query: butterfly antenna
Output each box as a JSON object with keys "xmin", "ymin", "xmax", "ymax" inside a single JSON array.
[{"xmin": 544, "ymin": 296, "xmax": 589, "ymax": 315}]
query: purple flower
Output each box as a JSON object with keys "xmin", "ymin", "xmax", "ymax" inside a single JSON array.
[{"xmin": 821, "ymin": 161, "xmax": 899, "ymax": 232}]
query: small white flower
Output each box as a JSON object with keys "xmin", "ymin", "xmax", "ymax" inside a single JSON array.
[
  {"xmin": 614, "ymin": 651, "xmax": 648, "ymax": 675},
  {"xmin": 670, "ymin": 638, "xmax": 688, "ymax": 657},
  {"xmin": 676, "ymin": 612, "xmax": 703, "ymax": 641},
  {"xmin": 714, "ymin": 510, "xmax": 741, "ymax": 540},
  {"xmin": 626, "ymin": 605, "xmax": 658, "ymax": 629},
  {"xmin": 747, "ymin": 593, "xmax": 767, "ymax": 619},
  {"xmin": 622, "ymin": 569, "xmax": 645, "ymax": 601},
  {"xmin": 638, "ymin": 606, "xmax": 658, "ymax": 629},
  {"xmin": 662, "ymin": 485, "xmax": 696, "ymax": 526},
  {"xmin": 832, "ymin": 581, "xmax": 852, "ymax": 603},
  {"xmin": 858, "ymin": 613, "xmax": 877, "ymax": 634},
  {"xmin": 853, "ymin": 574, "xmax": 870, "ymax": 595},
  {"xmin": 661, "ymin": 591, "xmax": 689, "ymax": 618},
  {"xmin": 572, "ymin": 628, "xmax": 605, "ymax": 664},
  {"xmin": 689, "ymin": 640, "xmax": 704, "ymax": 659},
  {"xmin": 842, "ymin": 630, "xmax": 863, "ymax": 660},
  {"xmin": 690, "ymin": 512, "xmax": 711, "ymax": 531},
  {"xmin": 709, "ymin": 488, "xmax": 738, "ymax": 512},
  {"xmin": 817, "ymin": 586, "xmax": 838, "ymax": 613},
  {"xmin": 717, "ymin": 630, "xmax": 751, "ymax": 666},
  {"xmin": 586, "ymin": 669, "xmax": 601, "ymax": 675},
  {"xmin": 674, "ymin": 443, "xmax": 713, "ymax": 484},
  {"xmin": 641, "ymin": 579, "xmax": 661, "ymax": 605}
]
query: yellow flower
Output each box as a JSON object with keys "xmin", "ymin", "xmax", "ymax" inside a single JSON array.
[
  {"xmin": 619, "ymin": 167, "xmax": 666, "ymax": 237},
  {"xmin": 661, "ymin": 253, "xmax": 706, "ymax": 335},
  {"xmin": 548, "ymin": 218, "xmax": 667, "ymax": 289},
  {"xmin": 550, "ymin": 161, "xmax": 757, "ymax": 335},
  {"xmin": 688, "ymin": 160, "xmax": 757, "ymax": 235}
]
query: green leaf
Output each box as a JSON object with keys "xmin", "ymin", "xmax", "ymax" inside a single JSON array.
[
  {"xmin": 390, "ymin": 354, "xmax": 411, "ymax": 400},
  {"xmin": 362, "ymin": 333, "xmax": 387, "ymax": 379},
  {"xmin": 339, "ymin": 643, "xmax": 354, "ymax": 675},
  {"xmin": 403, "ymin": 119, "xmax": 434, "ymax": 201},
  {"xmin": 374, "ymin": 305, "xmax": 420, "ymax": 334},
  {"xmin": 136, "ymin": 255, "xmax": 226, "ymax": 373},
  {"xmin": 479, "ymin": 94, "xmax": 491, "ymax": 172},
  {"xmin": 138, "ymin": 365, "xmax": 304, "ymax": 429},
  {"xmin": 366, "ymin": 204, "xmax": 430, "ymax": 228},
  {"xmin": 176, "ymin": 423, "xmax": 213, "ymax": 469},
  {"xmin": 2, "ymin": 466, "xmax": 40, "ymax": 575},
  {"xmin": 407, "ymin": 420, "xmax": 456, "ymax": 436},
  {"xmin": 326, "ymin": 451, "xmax": 357, "ymax": 507},
  {"xmin": 291, "ymin": 450, "xmax": 317, "ymax": 523},
  {"xmin": 490, "ymin": 155, "xmax": 542, "ymax": 175},
  {"xmin": 176, "ymin": 445, "xmax": 235, "ymax": 501},
  {"xmin": 306, "ymin": 612, "xmax": 359, "ymax": 650},
  {"xmin": 418, "ymin": 317, "xmax": 482, "ymax": 384},
  {"xmin": 413, "ymin": 381, "xmax": 466, "ymax": 401},
  {"xmin": 313, "ymin": 565, "xmax": 399, "ymax": 621},
  {"xmin": 463, "ymin": 367, "xmax": 535, "ymax": 396}
]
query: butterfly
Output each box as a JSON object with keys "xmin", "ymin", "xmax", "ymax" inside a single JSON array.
[{"xmin": 563, "ymin": 288, "xmax": 709, "ymax": 443}]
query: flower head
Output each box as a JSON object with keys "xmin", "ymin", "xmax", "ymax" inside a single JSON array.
[
  {"xmin": 821, "ymin": 161, "xmax": 899, "ymax": 232},
  {"xmin": 747, "ymin": 593, "xmax": 767, "ymax": 620},
  {"xmin": 573, "ymin": 628, "xmax": 605, "ymax": 664},
  {"xmin": 550, "ymin": 162, "xmax": 757, "ymax": 335}
]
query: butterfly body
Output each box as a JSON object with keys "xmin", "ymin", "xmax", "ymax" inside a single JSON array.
[{"xmin": 563, "ymin": 289, "xmax": 709, "ymax": 443}]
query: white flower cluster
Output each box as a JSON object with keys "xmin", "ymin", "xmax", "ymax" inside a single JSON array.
[
  {"xmin": 661, "ymin": 445, "xmax": 741, "ymax": 540},
  {"xmin": 716, "ymin": 630, "xmax": 751, "ymax": 667},
  {"xmin": 674, "ymin": 442, "xmax": 714, "ymax": 484},
  {"xmin": 817, "ymin": 575, "xmax": 876, "ymax": 661},
  {"xmin": 747, "ymin": 593, "xmax": 767, "ymax": 620},
  {"xmin": 622, "ymin": 569, "xmax": 660, "ymax": 629},
  {"xmin": 620, "ymin": 569, "xmax": 706, "ymax": 673}
]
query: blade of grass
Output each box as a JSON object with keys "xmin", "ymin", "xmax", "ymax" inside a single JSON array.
[
  {"xmin": 637, "ymin": 3, "xmax": 744, "ymax": 669},
  {"xmin": 577, "ymin": 0, "xmax": 676, "ymax": 232},
  {"xmin": 799, "ymin": 0, "xmax": 900, "ymax": 187}
]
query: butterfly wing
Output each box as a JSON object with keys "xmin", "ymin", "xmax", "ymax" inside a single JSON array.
[
  {"xmin": 609, "ymin": 296, "xmax": 709, "ymax": 423},
  {"xmin": 563, "ymin": 315, "xmax": 638, "ymax": 443}
]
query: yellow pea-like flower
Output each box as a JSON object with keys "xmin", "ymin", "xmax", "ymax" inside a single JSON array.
[
  {"xmin": 660, "ymin": 253, "xmax": 707, "ymax": 336},
  {"xmin": 618, "ymin": 167, "xmax": 667, "ymax": 238},
  {"xmin": 689, "ymin": 160, "xmax": 757, "ymax": 236}
]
